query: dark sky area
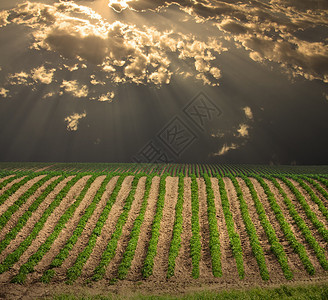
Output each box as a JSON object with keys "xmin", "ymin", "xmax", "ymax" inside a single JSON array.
[{"xmin": 0, "ymin": 0, "xmax": 327, "ymax": 164}]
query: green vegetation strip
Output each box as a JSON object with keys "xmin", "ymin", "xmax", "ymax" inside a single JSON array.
[
  {"xmin": 269, "ymin": 176, "xmax": 327, "ymax": 271},
  {"xmin": 313, "ymin": 175, "xmax": 328, "ymax": 189},
  {"xmin": 302, "ymin": 176, "xmax": 328, "ymax": 201},
  {"xmin": 41, "ymin": 174, "xmax": 118, "ymax": 283},
  {"xmin": 293, "ymin": 176, "xmax": 328, "ymax": 223},
  {"xmin": 65, "ymin": 174, "xmax": 129, "ymax": 283},
  {"xmin": 0, "ymin": 175, "xmax": 82, "ymax": 275},
  {"xmin": 242, "ymin": 176, "xmax": 293, "ymax": 279},
  {"xmin": 142, "ymin": 174, "xmax": 168, "ymax": 278},
  {"xmin": 117, "ymin": 175, "xmax": 155, "ymax": 280},
  {"xmin": 0, "ymin": 173, "xmax": 40, "ymax": 207},
  {"xmin": 189, "ymin": 175, "xmax": 201, "ymax": 279},
  {"xmin": 202, "ymin": 174, "xmax": 222, "ymax": 277},
  {"xmin": 229, "ymin": 175, "xmax": 269, "ymax": 280},
  {"xmin": 0, "ymin": 174, "xmax": 21, "ymax": 190},
  {"xmin": 167, "ymin": 174, "xmax": 185, "ymax": 279},
  {"xmin": 92, "ymin": 174, "xmax": 145, "ymax": 281},
  {"xmin": 12, "ymin": 175, "xmax": 98, "ymax": 283},
  {"xmin": 0, "ymin": 174, "xmax": 54, "ymax": 231},
  {"xmin": 278, "ymin": 176, "xmax": 328, "ymax": 243},
  {"xmin": 257, "ymin": 176, "xmax": 316, "ymax": 274},
  {"xmin": 49, "ymin": 283, "xmax": 328, "ymax": 300},
  {"xmin": 217, "ymin": 176, "xmax": 245, "ymax": 279},
  {"xmin": 0, "ymin": 175, "xmax": 65, "ymax": 255}
]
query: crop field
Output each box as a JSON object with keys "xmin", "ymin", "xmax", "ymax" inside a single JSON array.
[
  {"xmin": 0, "ymin": 164, "xmax": 328, "ymax": 298},
  {"xmin": 1, "ymin": 162, "xmax": 328, "ymax": 176}
]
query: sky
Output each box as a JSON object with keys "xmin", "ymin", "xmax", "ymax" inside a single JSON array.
[{"xmin": 0, "ymin": 0, "xmax": 327, "ymax": 165}]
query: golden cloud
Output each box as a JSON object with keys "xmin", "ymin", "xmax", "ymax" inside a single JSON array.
[{"xmin": 65, "ymin": 111, "xmax": 87, "ymax": 131}]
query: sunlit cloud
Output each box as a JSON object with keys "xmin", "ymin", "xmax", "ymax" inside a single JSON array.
[
  {"xmin": 91, "ymin": 92, "xmax": 115, "ymax": 102},
  {"xmin": 42, "ymin": 91, "xmax": 56, "ymax": 99},
  {"xmin": 8, "ymin": 72, "xmax": 31, "ymax": 86},
  {"xmin": 31, "ymin": 66, "xmax": 55, "ymax": 85},
  {"xmin": 60, "ymin": 80, "xmax": 89, "ymax": 98},
  {"xmin": 0, "ymin": 11, "xmax": 9, "ymax": 27},
  {"xmin": 90, "ymin": 75, "xmax": 106, "ymax": 85},
  {"xmin": 243, "ymin": 106, "xmax": 253, "ymax": 120},
  {"xmin": 108, "ymin": 0, "xmax": 130, "ymax": 13},
  {"xmin": 65, "ymin": 111, "xmax": 87, "ymax": 131},
  {"xmin": 236, "ymin": 124, "xmax": 249, "ymax": 138},
  {"xmin": 214, "ymin": 143, "xmax": 239, "ymax": 156},
  {"xmin": 0, "ymin": 0, "xmax": 227, "ymax": 101},
  {"xmin": 119, "ymin": 0, "xmax": 328, "ymax": 84},
  {"xmin": 0, "ymin": 87, "xmax": 9, "ymax": 98}
]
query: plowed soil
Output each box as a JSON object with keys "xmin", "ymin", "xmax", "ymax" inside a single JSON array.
[{"xmin": 0, "ymin": 175, "xmax": 328, "ymax": 299}]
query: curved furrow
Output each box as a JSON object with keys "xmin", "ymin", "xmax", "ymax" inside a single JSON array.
[
  {"xmin": 83, "ymin": 176, "xmax": 145, "ymax": 280},
  {"xmin": 125, "ymin": 177, "xmax": 160, "ymax": 281},
  {"xmin": 29, "ymin": 175, "xmax": 107, "ymax": 282},
  {"xmin": 236, "ymin": 178, "xmax": 285, "ymax": 281},
  {"xmin": 40, "ymin": 175, "xmax": 120, "ymax": 283},
  {"xmin": 149, "ymin": 176, "xmax": 178, "ymax": 280}
]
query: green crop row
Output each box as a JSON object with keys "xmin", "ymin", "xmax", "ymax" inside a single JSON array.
[
  {"xmin": 0, "ymin": 175, "xmax": 65, "ymax": 256},
  {"xmin": 117, "ymin": 175, "xmax": 155, "ymax": 280},
  {"xmin": 92, "ymin": 174, "xmax": 144, "ymax": 281},
  {"xmin": 0, "ymin": 173, "xmax": 40, "ymax": 207},
  {"xmin": 65, "ymin": 174, "xmax": 129, "ymax": 283},
  {"xmin": 189, "ymin": 175, "xmax": 201, "ymax": 279},
  {"xmin": 142, "ymin": 174, "xmax": 168, "ymax": 278},
  {"xmin": 302, "ymin": 176, "xmax": 328, "ymax": 202},
  {"xmin": 229, "ymin": 175, "xmax": 269, "ymax": 280},
  {"xmin": 256, "ymin": 176, "xmax": 315, "ymax": 275},
  {"xmin": 0, "ymin": 175, "xmax": 82, "ymax": 275},
  {"xmin": 278, "ymin": 176, "xmax": 328, "ymax": 243},
  {"xmin": 41, "ymin": 174, "xmax": 118, "ymax": 283},
  {"xmin": 11, "ymin": 175, "xmax": 98, "ymax": 283},
  {"xmin": 167, "ymin": 174, "xmax": 185, "ymax": 279},
  {"xmin": 0, "ymin": 174, "xmax": 54, "ymax": 231},
  {"xmin": 312, "ymin": 176, "xmax": 328, "ymax": 189},
  {"xmin": 292, "ymin": 177, "xmax": 328, "ymax": 223},
  {"xmin": 0, "ymin": 174, "xmax": 22, "ymax": 191},
  {"xmin": 202, "ymin": 174, "xmax": 222, "ymax": 277},
  {"xmin": 269, "ymin": 176, "xmax": 328, "ymax": 271},
  {"xmin": 217, "ymin": 176, "xmax": 245, "ymax": 279},
  {"xmin": 241, "ymin": 176, "xmax": 293, "ymax": 279}
]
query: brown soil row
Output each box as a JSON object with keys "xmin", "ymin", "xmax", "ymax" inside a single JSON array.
[
  {"xmin": 0, "ymin": 175, "xmax": 87, "ymax": 282},
  {"xmin": 0, "ymin": 177, "xmax": 73, "ymax": 267},
  {"xmin": 210, "ymin": 177, "xmax": 238, "ymax": 282},
  {"xmin": 236, "ymin": 178, "xmax": 285, "ymax": 282},
  {"xmin": 0, "ymin": 176, "xmax": 327, "ymax": 292},
  {"xmin": 103, "ymin": 177, "xmax": 147, "ymax": 281},
  {"xmin": 53, "ymin": 176, "xmax": 134, "ymax": 281},
  {"xmin": 150, "ymin": 176, "xmax": 179, "ymax": 280},
  {"xmin": 262, "ymin": 178, "xmax": 319, "ymax": 276},
  {"xmin": 248, "ymin": 178, "xmax": 304, "ymax": 275},
  {"xmin": 197, "ymin": 178, "xmax": 213, "ymax": 277},
  {"xmin": 0, "ymin": 176, "xmax": 27, "ymax": 197},
  {"xmin": 313, "ymin": 179, "xmax": 328, "ymax": 206},
  {"xmin": 30, "ymin": 175, "xmax": 110, "ymax": 281},
  {"xmin": 276, "ymin": 179, "xmax": 328, "ymax": 254},
  {"xmin": 174, "ymin": 177, "xmax": 193, "ymax": 280},
  {"xmin": 127, "ymin": 177, "xmax": 160, "ymax": 281},
  {"xmin": 0, "ymin": 175, "xmax": 16, "ymax": 184},
  {"xmin": 0, "ymin": 175, "xmax": 45, "ymax": 215},
  {"xmin": 288, "ymin": 179, "xmax": 328, "ymax": 230},
  {"xmin": 223, "ymin": 177, "xmax": 262, "ymax": 280},
  {"xmin": 0, "ymin": 176, "xmax": 60, "ymax": 242}
]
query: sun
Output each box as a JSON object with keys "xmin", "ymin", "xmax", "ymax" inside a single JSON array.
[{"xmin": 108, "ymin": 0, "xmax": 130, "ymax": 12}]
